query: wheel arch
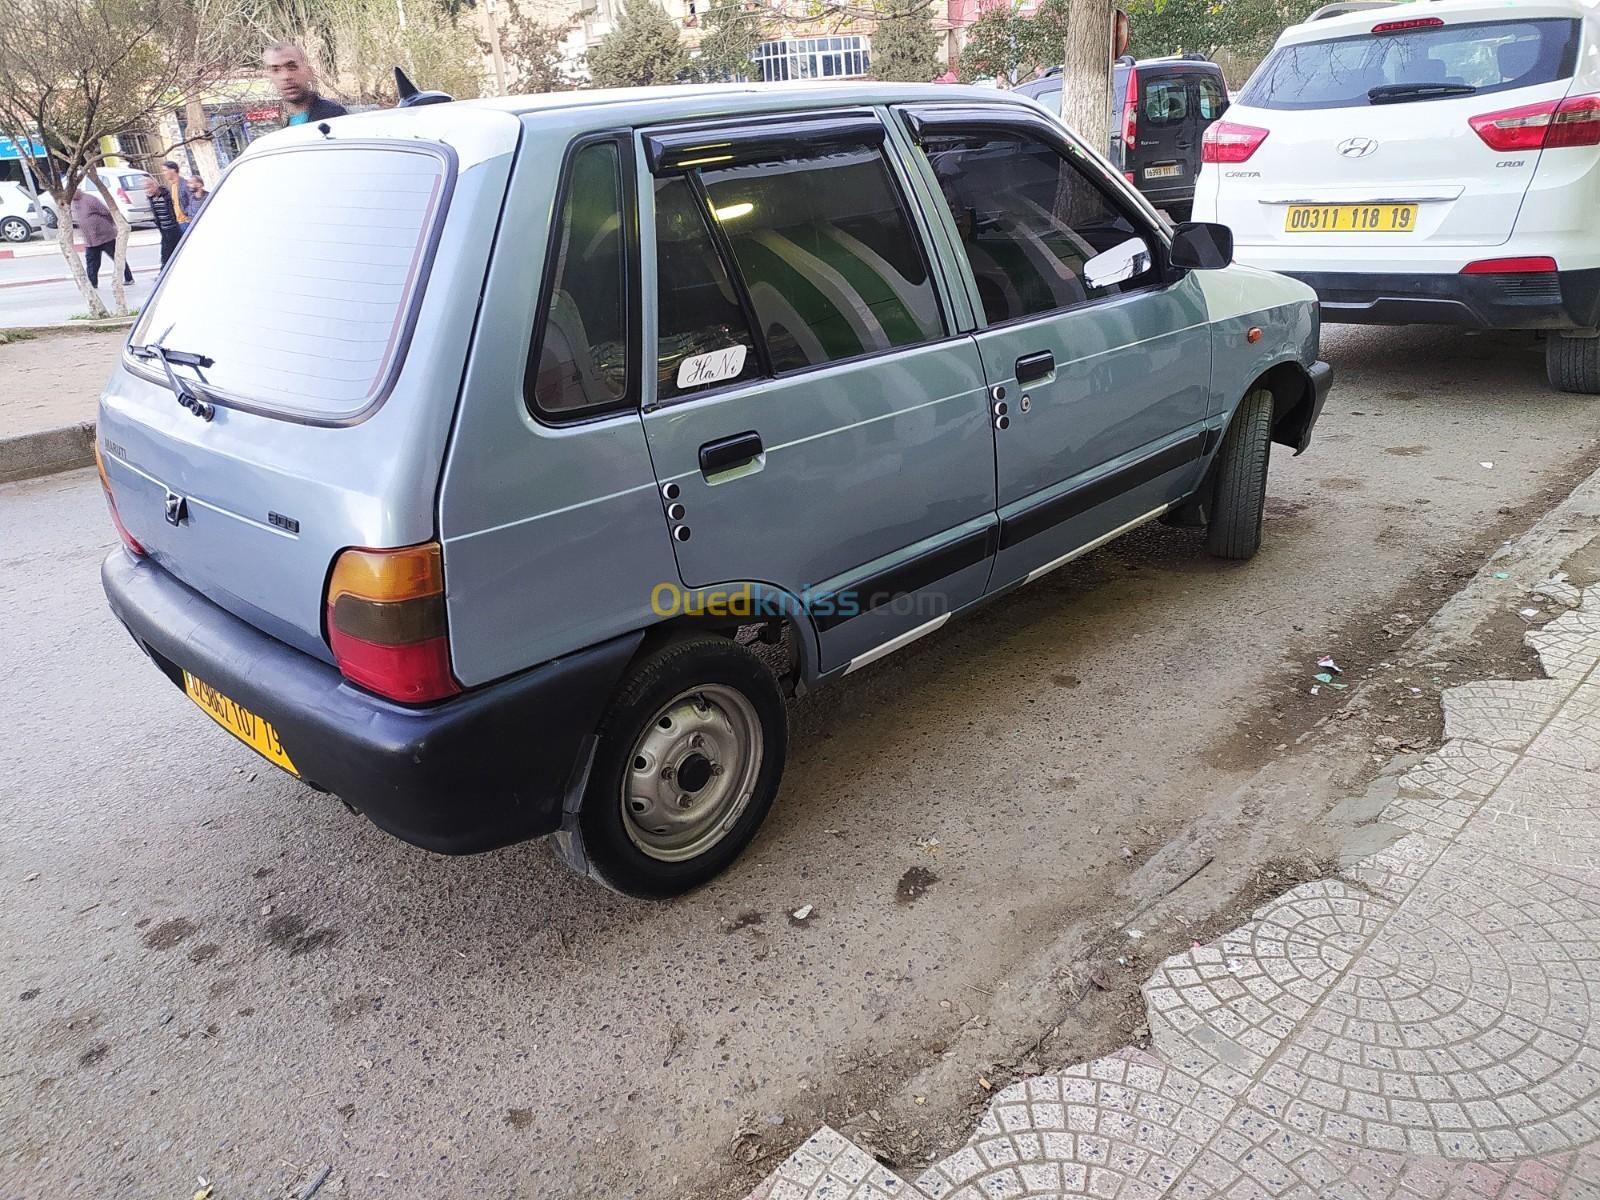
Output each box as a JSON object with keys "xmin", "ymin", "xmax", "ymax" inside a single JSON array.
[{"xmin": 628, "ymin": 581, "xmax": 823, "ymax": 698}]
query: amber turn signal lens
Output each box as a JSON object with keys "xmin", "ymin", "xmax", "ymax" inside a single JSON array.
[{"xmin": 328, "ymin": 543, "xmax": 445, "ymax": 604}]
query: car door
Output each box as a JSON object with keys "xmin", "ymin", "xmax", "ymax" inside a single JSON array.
[
  {"xmin": 1133, "ymin": 71, "xmax": 1193, "ymax": 192},
  {"xmin": 636, "ymin": 111, "xmax": 998, "ymax": 675},
  {"xmin": 899, "ymin": 104, "xmax": 1213, "ymax": 590}
]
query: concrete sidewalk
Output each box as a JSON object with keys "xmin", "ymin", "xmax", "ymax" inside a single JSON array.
[
  {"xmin": 0, "ymin": 328, "xmax": 126, "ymax": 482},
  {"xmin": 755, "ymin": 587, "xmax": 1600, "ymax": 1196}
]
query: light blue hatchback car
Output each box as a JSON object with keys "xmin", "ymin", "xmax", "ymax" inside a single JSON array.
[{"xmin": 98, "ymin": 82, "xmax": 1331, "ymax": 897}]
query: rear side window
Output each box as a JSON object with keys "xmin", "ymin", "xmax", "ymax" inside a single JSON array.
[
  {"xmin": 1196, "ymin": 75, "xmax": 1226, "ymax": 120},
  {"xmin": 1142, "ymin": 77, "xmax": 1190, "ymax": 125},
  {"xmin": 923, "ymin": 132, "xmax": 1157, "ymax": 325},
  {"xmin": 695, "ymin": 147, "xmax": 944, "ymax": 374},
  {"xmin": 1242, "ymin": 18, "xmax": 1581, "ymax": 110},
  {"xmin": 529, "ymin": 140, "xmax": 630, "ymax": 418},
  {"xmin": 128, "ymin": 144, "xmax": 447, "ymax": 421}
]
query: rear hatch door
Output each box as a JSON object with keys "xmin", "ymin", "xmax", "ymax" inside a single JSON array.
[
  {"xmin": 1218, "ymin": 13, "xmax": 1584, "ymax": 247},
  {"xmin": 98, "ymin": 107, "xmax": 519, "ymax": 664}
]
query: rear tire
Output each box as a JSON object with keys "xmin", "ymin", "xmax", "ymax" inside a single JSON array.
[
  {"xmin": 0, "ymin": 217, "xmax": 29, "ymax": 243},
  {"xmin": 1205, "ymin": 386, "xmax": 1274, "ymax": 561},
  {"xmin": 577, "ymin": 634, "xmax": 787, "ymax": 898},
  {"xmin": 1547, "ymin": 334, "xmax": 1600, "ymax": 395}
]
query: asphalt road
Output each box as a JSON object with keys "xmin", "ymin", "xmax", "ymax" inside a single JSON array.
[
  {"xmin": 4, "ymin": 324, "xmax": 1600, "ymax": 1199},
  {"xmin": 0, "ymin": 239, "xmax": 161, "ymax": 328}
]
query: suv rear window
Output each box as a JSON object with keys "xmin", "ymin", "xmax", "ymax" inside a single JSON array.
[
  {"xmin": 129, "ymin": 144, "xmax": 448, "ymax": 421},
  {"xmin": 1241, "ymin": 18, "xmax": 1580, "ymax": 110}
]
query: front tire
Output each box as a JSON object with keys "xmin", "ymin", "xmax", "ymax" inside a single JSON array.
[
  {"xmin": 1547, "ymin": 334, "xmax": 1600, "ymax": 395},
  {"xmin": 0, "ymin": 217, "xmax": 29, "ymax": 243},
  {"xmin": 1205, "ymin": 386, "xmax": 1274, "ymax": 560},
  {"xmin": 577, "ymin": 635, "xmax": 787, "ymax": 898}
]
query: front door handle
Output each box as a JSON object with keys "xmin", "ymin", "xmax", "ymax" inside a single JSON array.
[
  {"xmin": 1016, "ymin": 351, "xmax": 1055, "ymax": 385},
  {"xmin": 699, "ymin": 430, "xmax": 764, "ymax": 477}
]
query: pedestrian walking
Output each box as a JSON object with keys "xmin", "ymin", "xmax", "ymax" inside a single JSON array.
[
  {"xmin": 187, "ymin": 175, "xmax": 209, "ymax": 218},
  {"xmin": 162, "ymin": 161, "xmax": 195, "ymax": 229},
  {"xmin": 264, "ymin": 41, "xmax": 349, "ymax": 126},
  {"xmin": 144, "ymin": 175, "xmax": 181, "ymax": 266},
  {"xmin": 71, "ymin": 188, "xmax": 132, "ymax": 291}
]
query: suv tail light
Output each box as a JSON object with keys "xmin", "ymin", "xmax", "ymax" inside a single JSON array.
[
  {"xmin": 95, "ymin": 442, "xmax": 144, "ymax": 556},
  {"xmin": 1470, "ymin": 94, "xmax": 1600, "ymax": 151},
  {"xmin": 1461, "ymin": 256, "xmax": 1557, "ymax": 273},
  {"xmin": 325, "ymin": 542, "xmax": 460, "ymax": 704},
  {"xmin": 1372, "ymin": 16, "xmax": 1443, "ymax": 33},
  {"xmin": 1121, "ymin": 68, "xmax": 1138, "ymax": 158},
  {"xmin": 1203, "ymin": 120, "xmax": 1270, "ymax": 163}
]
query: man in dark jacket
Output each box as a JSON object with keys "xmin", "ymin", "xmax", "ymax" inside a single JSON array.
[
  {"xmin": 143, "ymin": 175, "xmax": 181, "ymax": 266},
  {"xmin": 71, "ymin": 188, "xmax": 133, "ymax": 290},
  {"xmin": 264, "ymin": 41, "xmax": 349, "ymax": 125}
]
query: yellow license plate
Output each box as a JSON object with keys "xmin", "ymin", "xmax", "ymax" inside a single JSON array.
[
  {"xmin": 183, "ymin": 671, "xmax": 298, "ymax": 775},
  {"xmin": 1285, "ymin": 203, "xmax": 1417, "ymax": 233}
]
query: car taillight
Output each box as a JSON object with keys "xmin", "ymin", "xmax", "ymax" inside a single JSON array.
[
  {"xmin": 325, "ymin": 542, "xmax": 460, "ymax": 704},
  {"xmin": 1461, "ymin": 256, "xmax": 1557, "ymax": 273},
  {"xmin": 95, "ymin": 442, "xmax": 144, "ymax": 556},
  {"xmin": 116, "ymin": 187, "xmax": 129, "ymax": 204},
  {"xmin": 1470, "ymin": 94, "xmax": 1600, "ymax": 152},
  {"xmin": 1203, "ymin": 120, "xmax": 1270, "ymax": 163},
  {"xmin": 1121, "ymin": 69, "xmax": 1138, "ymax": 156},
  {"xmin": 1372, "ymin": 16, "xmax": 1442, "ymax": 33}
]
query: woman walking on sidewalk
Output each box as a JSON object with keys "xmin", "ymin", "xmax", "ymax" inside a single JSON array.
[
  {"xmin": 70, "ymin": 189, "xmax": 133, "ymax": 291},
  {"xmin": 143, "ymin": 176, "xmax": 181, "ymax": 266}
]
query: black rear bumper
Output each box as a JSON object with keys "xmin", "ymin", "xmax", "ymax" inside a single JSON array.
[
  {"xmin": 1287, "ymin": 268, "xmax": 1600, "ymax": 331},
  {"xmin": 102, "ymin": 550, "xmax": 642, "ymax": 854}
]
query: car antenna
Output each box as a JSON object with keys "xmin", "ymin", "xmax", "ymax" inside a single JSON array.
[{"xmin": 394, "ymin": 66, "xmax": 453, "ymax": 108}]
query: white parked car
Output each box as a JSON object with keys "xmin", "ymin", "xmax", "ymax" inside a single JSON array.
[
  {"xmin": 0, "ymin": 180, "xmax": 46, "ymax": 243},
  {"xmin": 1193, "ymin": 0, "xmax": 1600, "ymax": 392}
]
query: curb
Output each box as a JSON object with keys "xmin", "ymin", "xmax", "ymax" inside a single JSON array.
[
  {"xmin": 1, "ymin": 318, "xmax": 135, "ymax": 337},
  {"xmin": 0, "ymin": 422, "xmax": 96, "ymax": 484}
]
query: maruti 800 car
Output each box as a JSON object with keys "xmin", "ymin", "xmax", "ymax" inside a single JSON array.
[{"xmin": 98, "ymin": 83, "xmax": 1331, "ymax": 897}]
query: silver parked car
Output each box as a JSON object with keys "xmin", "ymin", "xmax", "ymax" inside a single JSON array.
[{"xmin": 98, "ymin": 84, "xmax": 1331, "ymax": 896}]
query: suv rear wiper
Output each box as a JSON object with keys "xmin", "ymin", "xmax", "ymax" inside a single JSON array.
[
  {"xmin": 1368, "ymin": 83, "xmax": 1478, "ymax": 104},
  {"xmin": 131, "ymin": 337, "xmax": 218, "ymax": 421}
]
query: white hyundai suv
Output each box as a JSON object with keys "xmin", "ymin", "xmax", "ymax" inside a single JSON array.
[{"xmin": 1193, "ymin": 0, "xmax": 1600, "ymax": 392}]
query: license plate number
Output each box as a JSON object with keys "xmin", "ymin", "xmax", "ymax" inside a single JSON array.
[
  {"xmin": 183, "ymin": 671, "xmax": 298, "ymax": 775},
  {"xmin": 1284, "ymin": 203, "xmax": 1417, "ymax": 233},
  {"xmin": 1145, "ymin": 163, "xmax": 1181, "ymax": 179}
]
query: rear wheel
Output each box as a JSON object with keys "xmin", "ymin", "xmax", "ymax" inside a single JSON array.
[
  {"xmin": 577, "ymin": 635, "xmax": 787, "ymax": 898},
  {"xmin": 1547, "ymin": 334, "xmax": 1600, "ymax": 395},
  {"xmin": 0, "ymin": 217, "xmax": 29, "ymax": 243},
  {"xmin": 1205, "ymin": 386, "xmax": 1274, "ymax": 560}
]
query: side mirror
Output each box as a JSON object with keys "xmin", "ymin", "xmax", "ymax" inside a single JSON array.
[{"xmin": 1170, "ymin": 221, "xmax": 1234, "ymax": 270}]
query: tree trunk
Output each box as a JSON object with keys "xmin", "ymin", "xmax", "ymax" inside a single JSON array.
[
  {"xmin": 1060, "ymin": 0, "xmax": 1113, "ymax": 152},
  {"xmin": 55, "ymin": 195, "xmax": 110, "ymax": 321},
  {"xmin": 90, "ymin": 171, "xmax": 133, "ymax": 317}
]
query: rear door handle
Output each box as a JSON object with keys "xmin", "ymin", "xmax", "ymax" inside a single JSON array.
[
  {"xmin": 1015, "ymin": 351, "xmax": 1055, "ymax": 385},
  {"xmin": 699, "ymin": 431, "xmax": 764, "ymax": 477}
]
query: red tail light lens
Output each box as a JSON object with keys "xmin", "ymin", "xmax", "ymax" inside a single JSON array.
[
  {"xmin": 1203, "ymin": 120, "xmax": 1270, "ymax": 163},
  {"xmin": 325, "ymin": 542, "xmax": 460, "ymax": 704},
  {"xmin": 95, "ymin": 442, "xmax": 144, "ymax": 556},
  {"xmin": 1121, "ymin": 68, "xmax": 1138, "ymax": 157},
  {"xmin": 116, "ymin": 186, "xmax": 130, "ymax": 203},
  {"xmin": 1470, "ymin": 94, "xmax": 1600, "ymax": 151},
  {"xmin": 1461, "ymin": 256, "xmax": 1557, "ymax": 273},
  {"xmin": 1372, "ymin": 16, "xmax": 1443, "ymax": 33}
]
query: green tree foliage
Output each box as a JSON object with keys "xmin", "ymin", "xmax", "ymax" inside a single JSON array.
[
  {"xmin": 690, "ymin": 0, "xmax": 763, "ymax": 81},
  {"xmin": 498, "ymin": 7, "xmax": 582, "ymax": 92},
  {"xmin": 1126, "ymin": 0, "xmax": 1319, "ymax": 59},
  {"xmin": 956, "ymin": 0, "xmax": 1070, "ymax": 84},
  {"xmin": 588, "ymin": 0, "xmax": 690, "ymax": 86},
  {"xmin": 870, "ymin": 0, "xmax": 941, "ymax": 82}
]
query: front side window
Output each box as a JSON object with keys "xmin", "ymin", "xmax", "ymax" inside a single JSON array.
[
  {"xmin": 922, "ymin": 132, "xmax": 1157, "ymax": 325},
  {"xmin": 695, "ymin": 147, "xmax": 943, "ymax": 373},
  {"xmin": 529, "ymin": 140, "xmax": 629, "ymax": 418}
]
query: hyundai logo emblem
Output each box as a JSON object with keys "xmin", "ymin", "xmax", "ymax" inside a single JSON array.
[
  {"xmin": 1336, "ymin": 136, "xmax": 1379, "ymax": 159},
  {"xmin": 165, "ymin": 490, "xmax": 188, "ymax": 527}
]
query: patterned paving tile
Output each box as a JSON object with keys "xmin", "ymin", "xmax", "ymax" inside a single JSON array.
[
  {"xmin": 756, "ymin": 1127, "xmax": 926, "ymax": 1200},
  {"xmin": 1384, "ymin": 741, "xmax": 1521, "ymax": 844},
  {"xmin": 1528, "ymin": 683, "xmax": 1600, "ymax": 773},
  {"xmin": 1527, "ymin": 612, "xmax": 1600, "ymax": 683},
  {"xmin": 1450, "ymin": 756, "xmax": 1600, "ymax": 876},
  {"xmin": 1443, "ymin": 681, "xmax": 1572, "ymax": 752}
]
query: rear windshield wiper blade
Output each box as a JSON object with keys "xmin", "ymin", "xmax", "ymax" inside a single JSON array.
[
  {"xmin": 131, "ymin": 338, "xmax": 218, "ymax": 421},
  {"xmin": 1368, "ymin": 83, "xmax": 1478, "ymax": 104}
]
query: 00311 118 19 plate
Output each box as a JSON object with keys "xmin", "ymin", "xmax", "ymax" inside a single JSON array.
[
  {"xmin": 1285, "ymin": 203, "xmax": 1417, "ymax": 233},
  {"xmin": 182, "ymin": 670, "xmax": 299, "ymax": 775}
]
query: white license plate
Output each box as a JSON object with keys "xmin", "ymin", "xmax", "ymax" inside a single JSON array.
[{"xmin": 1144, "ymin": 164, "xmax": 1181, "ymax": 179}]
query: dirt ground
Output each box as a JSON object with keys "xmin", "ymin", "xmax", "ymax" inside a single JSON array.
[{"xmin": 0, "ymin": 329, "xmax": 124, "ymax": 438}]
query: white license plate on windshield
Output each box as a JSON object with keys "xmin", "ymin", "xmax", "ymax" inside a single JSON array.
[{"xmin": 1144, "ymin": 164, "xmax": 1181, "ymax": 179}]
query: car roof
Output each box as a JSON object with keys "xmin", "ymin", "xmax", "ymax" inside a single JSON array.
[{"xmin": 1278, "ymin": 0, "xmax": 1592, "ymax": 43}]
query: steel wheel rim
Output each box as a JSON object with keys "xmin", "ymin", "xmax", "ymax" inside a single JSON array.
[{"xmin": 620, "ymin": 684, "xmax": 763, "ymax": 863}]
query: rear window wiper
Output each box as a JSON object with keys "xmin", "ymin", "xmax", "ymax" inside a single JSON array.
[
  {"xmin": 131, "ymin": 338, "xmax": 219, "ymax": 421},
  {"xmin": 1367, "ymin": 83, "xmax": 1478, "ymax": 104}
]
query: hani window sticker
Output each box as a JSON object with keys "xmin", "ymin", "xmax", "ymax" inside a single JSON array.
[{"xmin": 676, "ymin": 344, "xmax": 749, "ymax": 390}]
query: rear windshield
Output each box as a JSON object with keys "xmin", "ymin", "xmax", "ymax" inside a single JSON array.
[
  {"xmin": 129, "ymin": 143, "xmax": 448, "ymax": 421},
  {"xmin": 118, "ymin": 173, "xmax": 147, "ymax": 189},
  {"xmin": 1241, "ymin": 17, "xmax": 1580, "ymax": 110}
]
